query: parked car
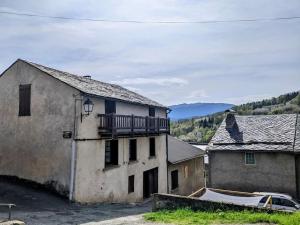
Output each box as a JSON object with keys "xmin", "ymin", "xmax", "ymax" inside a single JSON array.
[{"xmin": 255, "ymin": 192, "xmax": 300, "ymax": 212}]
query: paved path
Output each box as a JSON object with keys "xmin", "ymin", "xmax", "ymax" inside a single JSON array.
[
  {"xmin": 0, "ymin": 179, "xmax": 152, "ymax": 225},
  {"xmin": 81, "ymin": 215, "xmax": 172, "ymax": 225}
]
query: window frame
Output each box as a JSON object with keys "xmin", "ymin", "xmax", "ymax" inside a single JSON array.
[
  {"xmin": 149, "ymin": 107, "xmax": 155, "ymax": 117},
  {"xmin": 129, "ymin": 139, "xmax": 137, "ymax": 161},
  {"xmin": 105, "ymin": 100, "xmax": 116, "ymax": 114},
  {"xmin": 171, "ymin": 170, "xmax": 179, "ymax": 190},
  {"xmin": 128, "ymin": 175, "xmax": 135, "ymax": 193},
  {"xmin": 149, "ymin": 137, "xmax": 156, "ymax": 157},
  {"xmin": 19, "ymin": 84, "xmax": 31, "ymax": 117},
  {"xmin": 105, "ymin": 139, "xmax": 119, "ymax": 167},
  {"xmin": 245, "ymin": 152, "xmax": 256, "ymax": 165}
]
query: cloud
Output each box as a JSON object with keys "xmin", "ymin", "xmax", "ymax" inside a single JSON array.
[
  {"xmin": 187, "ymin": 90, "xmax": 208, "ymax": 99},
  {"xmin": 113, "ymin": 77, "xmax": 188, "ymax": 86},
  {"xmin": 0, "ymin": 0, "xmax": 299, "ymax": 105}
]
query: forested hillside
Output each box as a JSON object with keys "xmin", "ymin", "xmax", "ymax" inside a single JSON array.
[
  {"xmin": 171, "ymin": 91, "xmax": 300, "ymax": 143},
  {"xmin": 169, "ymin": 103, "xmax": 233, "ymax": 120}
]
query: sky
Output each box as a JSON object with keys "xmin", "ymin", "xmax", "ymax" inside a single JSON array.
[{"xmin": 0, "ymin": 0, "xmax": 299, "ymax": 106}]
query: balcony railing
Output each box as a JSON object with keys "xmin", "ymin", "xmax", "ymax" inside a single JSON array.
[{"xmin": 98, "ymin": 113, "xmax": 170, "ymax": 138}]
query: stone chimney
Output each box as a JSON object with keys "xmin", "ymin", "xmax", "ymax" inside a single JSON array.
[
  {"xmin": 225, "ymin": 110, "xmax": 237, "ymax": 130},
  {"xmin": 83, "ymin": 75, "xmax": 91, "ymax": 79}
]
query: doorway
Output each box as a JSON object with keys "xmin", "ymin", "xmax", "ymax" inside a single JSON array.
[{"xmin": 143, "ymin": 167, "xmax": 158, "ymax": 198}]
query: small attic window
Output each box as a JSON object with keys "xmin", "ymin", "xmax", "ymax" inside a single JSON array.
[
  {"xmin": 245, "ymin": 152, "xmax": 255, "ymax": 165},
  {"xmin": 19, "ymin": 84, "xmax": 31, "ymax": 116}
]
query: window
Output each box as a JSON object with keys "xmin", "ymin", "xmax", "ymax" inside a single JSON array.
[
  {"xmin": 128, "ymin": 175, "xmax": 134, "ymax": 193},
  {"xmin": 149, "ymin": 137, "xmax": 156, "ymax": 157},
  {"xmin": 272, "ymin": 197, "xmax": 281, "ymax": 205},
  {"xmin": 184, "ymin": 166, "xmax": 189, "ymax": 178},
  {"xmin": 105, "ymin": 100, "xmax": 116, "ymax": 114},
  {"xmin": 281, "ymin": 199, "xmax": 296, "ymax": 207},
  {"xmin": 245, "ymin": 152, "xmax": 255, "ymax": 165},
  {"xmin": 259, "ymin": 196, "xmax": 269, "ymax": 204},
  {"xmin": 105, "ymin": 140, "xmax": 118, "ymax": 167},
  {"xmin": 171, "ymin": 170, "xmax": 178, "ymax": 190},
  {"xmin": 19, "ymin": 84, "xmax": 31, "ymax": 116},
  {"xmin": 129, "ymin": 139, "xmax": 137, "ymax": 161},
  {"xmin": 149, "ymin": 107, "xmax": 155, "ymax": 117}
]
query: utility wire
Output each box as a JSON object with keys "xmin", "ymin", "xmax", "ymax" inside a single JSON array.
[{"xmin": 0, "ymin": 11, "xmax": 300, "ymax": 24}]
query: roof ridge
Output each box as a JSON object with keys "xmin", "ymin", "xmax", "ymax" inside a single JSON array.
[
  {"xmin": 21, "ymin": 59, "xmax": 112, "ymax": 85},
  {"xmin": 17, "ymin": 59, "xmax": 165, "ymax": 108},
  {"xmin": 234, "ymin": 114, "xmax": 297, "ymax": 117}
]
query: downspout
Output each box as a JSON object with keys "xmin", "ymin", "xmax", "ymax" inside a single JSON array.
[
  {"xmin": 166, "ymin": 108, "xmax": 171, "ymax": 193},
  {"xmin": 69, "ymin": 140, "xmax": 77, "ymax": 201},
  {"xmin": 166, "ymin": 134, "xmax": 169, "ymax": 193},
  {"xmin": 69, "ymin": 93, "xmax": 81, "ymax": 201}
]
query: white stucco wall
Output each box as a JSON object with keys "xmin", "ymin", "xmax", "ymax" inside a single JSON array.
[
  {"xmin": 0, "ymin": 60, "xmax": 79, "ymax": 195},
  {"xmin": 74, "ymin": 134, "xmax": 168, "ymax": 203}
]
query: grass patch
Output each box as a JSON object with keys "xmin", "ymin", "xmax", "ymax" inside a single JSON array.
[{"xmin": 144, "ymin": 209, "xmax": 300, "ymax": 225}]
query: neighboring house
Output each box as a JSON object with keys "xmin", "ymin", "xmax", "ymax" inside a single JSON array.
[
  {"xmin": 0, "ymin": 59, "xmax": 170, "ymax": 203},
  {"xmin": 168, "ymin": 135, "xmax": 205, "ymax": 196},
  {"xmin": 207, "ymin": 112, "xmax": 300, "ymax": 199}
]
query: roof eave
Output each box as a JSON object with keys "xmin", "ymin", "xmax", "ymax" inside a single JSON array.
[
  {"xmin": 19, "ymin": 59, "xmax": 168, "ymax": 110},
  {"xmin": 168, "ymin": 154, "xmax": 204, "ymax": 164}
]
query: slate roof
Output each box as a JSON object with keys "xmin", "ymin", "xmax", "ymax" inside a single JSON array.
[
  {"xmin": 208, "ymin": 114, "xmax": 299, "ymax": 152},
  {"xmin": 18, "ymin": 59, "xmax": 166, "ymax": 108},
  {"xmin": 168, "ymin": 135, "xmax": 204, "ymax": 164}
]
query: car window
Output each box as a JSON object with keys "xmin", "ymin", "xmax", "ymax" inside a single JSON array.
[
  {"xmin": 281, "ymin": 199, "xmax": 296, "ymax": 207},
  {"xmin": 260, "ymin": 196, "xmax": 269, "ymax": 204},
  {"xmin": 272, "ymin": 197, "xmax": 281, "ymax": 205}
]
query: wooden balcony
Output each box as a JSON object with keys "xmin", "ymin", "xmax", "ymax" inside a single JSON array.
[{"xmin": 98, "ymin": 113, "xmax": 170, "ymax": 138}]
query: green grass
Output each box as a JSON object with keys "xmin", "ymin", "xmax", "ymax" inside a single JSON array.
[{"xmin": 144, "ymin": 209, "xmax": 300, "ymax": 225}]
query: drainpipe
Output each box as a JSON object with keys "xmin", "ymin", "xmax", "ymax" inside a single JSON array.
[
  {"xmin": 69, "ymin": 93, "xmax": 81, "ymax": 201},
  {"xmin": 69, "ymin": 140, "xmax": 77, "ymax": 201},
  {"xmin": 166, "ymin": 134, "xmax": 169, "ymax": 193},
  {"xmin": 166, "ymin": 108, "xmax": 171, "ymax": 193}
]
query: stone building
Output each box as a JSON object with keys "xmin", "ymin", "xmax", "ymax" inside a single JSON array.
[
  {"xmin": 208, "ymin": 112, "xmax": 300, "ymax": 199},
  {"xmin": 0, "ymin": 59, "xmax": 169, "ymax": 203},
  {"xmin": 168, "ymin": 135, "xmax": 205, "ymax": 196}
]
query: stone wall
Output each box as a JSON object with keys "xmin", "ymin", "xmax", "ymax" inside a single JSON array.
[
  {"xmin": 152, "ymin": 193, "xmax": 274, "ymax": 212},
  {"xmin": 209, "ymin": 151, "xmax": 297, "ymax": 198}
]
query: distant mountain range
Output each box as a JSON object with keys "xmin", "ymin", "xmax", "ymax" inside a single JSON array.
[
  {"xmin": 169, "ymin": 103, "xmax": 234, "ymax": 120},
  {"xmin": 171, "ymin": 91, "xmax": 300, "ymax": 143}
]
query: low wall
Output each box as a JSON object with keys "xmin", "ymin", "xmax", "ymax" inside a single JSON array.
[{"xmin": 152, "ymin": 193, "xmax": 274, "ymax": 212}]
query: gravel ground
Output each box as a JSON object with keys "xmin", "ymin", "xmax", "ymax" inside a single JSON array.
[
  {"xmin": 81, "ymin": 215, "xmax": 173, "ymax": 225},
  {"xmin": 0, "ymin": 179, "xmax": 276, "ymax": 225},
  {"xmin": 0, "ymin": 179, "xmax": 152, "ymax": 225}
]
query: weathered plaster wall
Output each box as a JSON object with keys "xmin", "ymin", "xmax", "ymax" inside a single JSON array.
[
  {"xmin": 209, "ymin": 151, "xmax": 297, "ymax": 197},
  {"xmin": 0, "ymin": 60, "xmax": 78, "ymax": 195},
  {"xmin": 74, "ymin": 134, "xmax": 168, "ymax": 203},
  {"xmin": 168, "ymin": 157, "xmax": 204, "ymax": 196}
]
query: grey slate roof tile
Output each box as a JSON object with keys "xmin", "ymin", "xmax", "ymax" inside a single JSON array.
[
  {"xmin": 168, "ymin": 135, "xmax": 204, "ymax": 164},
  {"xmin": 21, "ymin": 59, "xmax": 166, "ymax": 108},
  {"xmin": 208, "ymin": 114, "xmax": 299, "ymax": 152}
]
